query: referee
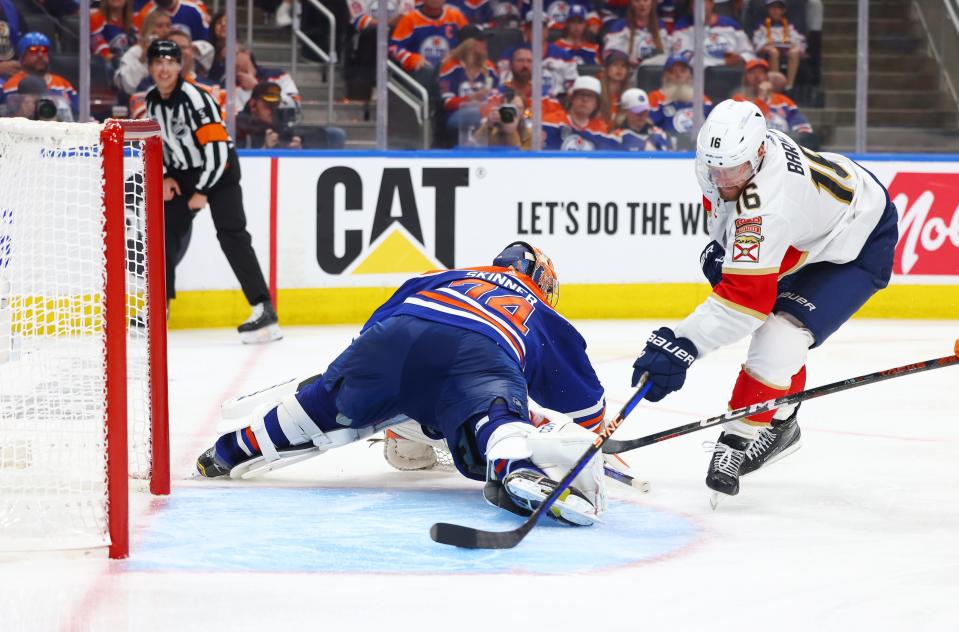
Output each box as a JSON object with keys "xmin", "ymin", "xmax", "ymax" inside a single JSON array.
[{"xmin": 145, "ymin": 39, "xmax": 282, "ymax": 344}]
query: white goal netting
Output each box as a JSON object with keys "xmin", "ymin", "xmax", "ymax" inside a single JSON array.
[{"xmin": 0, "ymin": 119, "xmax": 155, "ymax": 551}]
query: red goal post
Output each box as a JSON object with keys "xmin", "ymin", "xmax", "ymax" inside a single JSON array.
[
  {"xmin": 103, "ymin": 120, "xmax": 171, "ymax": 558},
  {"xmin": 0, "ymin": 119, "xmax": 169, "ymax": 560}
]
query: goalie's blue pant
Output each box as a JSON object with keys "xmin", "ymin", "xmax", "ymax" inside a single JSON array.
[{"xmin": 217, "ymin": 315, "xmax": 530, "ymax": 480}]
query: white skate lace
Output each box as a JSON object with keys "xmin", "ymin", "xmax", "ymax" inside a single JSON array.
[
  {"xmin": 702, "ymin": 441, "xmax": 745, "ymax": 477},
  {"xmin": 745, "ymin": 427, "xmax": 777, "ymax": 460}
]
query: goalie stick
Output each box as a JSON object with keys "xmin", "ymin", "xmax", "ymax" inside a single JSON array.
[
  {"xmin": 429, "ymin": 373, "xmax": 652, "ymax": 549},
  {"xmin": 603, "ymin": 340, "xmax": 959, "ymax": 455}
]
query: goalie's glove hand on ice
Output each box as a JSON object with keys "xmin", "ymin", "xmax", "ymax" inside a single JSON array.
[
  {"xmin": 484, "ymin": 419, "xmax": 606, "ymax": 526},
  {"xmin": 700, "ymin": 240, "xmax": 725, "ymax": 288},
  {"xmin": 632, "ymin": 327, "xmax": 698, "ymax": 402}
]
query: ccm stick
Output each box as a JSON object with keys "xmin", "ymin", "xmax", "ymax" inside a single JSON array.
[
  {"xmin": 603, "ymin": 340, "xmax": 959, "ymax": 455},
  {"xmin": 430, "ymin": 374, "xmax": 653, "ymax": 549}
]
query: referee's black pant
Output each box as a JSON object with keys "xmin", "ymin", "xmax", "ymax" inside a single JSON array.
[{"xmin": 164, "ymin": 149, "xmax": 270, "ymax": 306}]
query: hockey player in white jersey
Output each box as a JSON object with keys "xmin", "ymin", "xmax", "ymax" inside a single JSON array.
[{"xmin": 631, "ymin": 99, "xmax": 899, "ymax": 505}]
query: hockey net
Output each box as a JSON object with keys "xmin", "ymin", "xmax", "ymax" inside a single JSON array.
[{"xmin": 0, "ymin": 119, "xmax": 169, "ymax": 559}]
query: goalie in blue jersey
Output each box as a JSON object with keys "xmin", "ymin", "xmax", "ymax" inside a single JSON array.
[{"xmin": 196, "ymin": 242, "xmax": 610, "ymax": 526}]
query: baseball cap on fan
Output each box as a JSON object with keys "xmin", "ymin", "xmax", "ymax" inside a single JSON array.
[
  {"xmin": 620, "ymin": 88, "xmax": 650, "ymax": 114},
  {"xmin": 570, "ymin": 75, "xmax": 601, "ymax": 96},
  {"xmin": 567, "ymin": 5, "xmax": 588, "ymax": 21},
  {"xmin": 458, "ymin": 25, "xmax": 492, "ymax": 45}
]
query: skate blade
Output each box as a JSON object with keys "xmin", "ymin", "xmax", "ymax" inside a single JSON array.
[
  {"xmin": 239, "ymin": 324, "xmax": 283, "ymax": 345},
  {"xmin": 709, "ymin": 491, "xmax": 728, "ymax": 510}
]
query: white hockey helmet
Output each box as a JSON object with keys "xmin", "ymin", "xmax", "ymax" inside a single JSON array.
[{"xmin": 695, "ymin": 99, "xmax": 767, "ymax": 191}]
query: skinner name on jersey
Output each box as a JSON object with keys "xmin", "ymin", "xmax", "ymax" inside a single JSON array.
[{"xmin": 465, "ymin": 270, "xmax": 541, "ymax": 306}]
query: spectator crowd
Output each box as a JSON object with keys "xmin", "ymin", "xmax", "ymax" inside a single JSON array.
[
  {"xmin": 0, "ymin": 0, "xmax": 823, "ymax": 150},
  {"xmin": 364, "ymin": 0, "xmax": 822, "ymax": 150}
]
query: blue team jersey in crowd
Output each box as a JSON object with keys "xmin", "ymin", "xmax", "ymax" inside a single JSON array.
[
  {"xmin": 362, "ymin": 267, "xmax": 607, "ymax": 430},
  {"xmin": 613, "ymin": 123, "xmax": 672, "ymax": 151},
  {"xmin": 446, "ymin": 0, "xmax": 494, "ymax": 26}
]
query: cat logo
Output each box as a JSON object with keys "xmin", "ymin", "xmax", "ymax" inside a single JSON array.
[{"xmin": 315, "ymin": 166, "xmax": 469, "ymax": 275}]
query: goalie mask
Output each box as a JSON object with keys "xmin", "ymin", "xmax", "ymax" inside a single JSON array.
[{"xmin": 493, "ymin": 241, "xmax": 559, "ymax": 307}]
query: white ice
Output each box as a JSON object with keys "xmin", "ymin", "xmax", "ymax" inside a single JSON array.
[{"xmin": 1, "ymin": 319, "xmax": 958, "ymax": 632}]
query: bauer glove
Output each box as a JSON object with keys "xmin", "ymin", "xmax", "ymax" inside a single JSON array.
[{"xmin": 632, "ymin": 327, "xmax": 698, "ymax": 402}]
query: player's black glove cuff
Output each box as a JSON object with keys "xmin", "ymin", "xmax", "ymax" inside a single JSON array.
[{"xmin": 700, "ymin": 240, "xmax": 725, "ymax": 288}]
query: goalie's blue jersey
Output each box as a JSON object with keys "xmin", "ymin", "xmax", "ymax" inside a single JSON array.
[{"xmin": 362, "ymin": 267, "xmax": 607, "ymax": 430}]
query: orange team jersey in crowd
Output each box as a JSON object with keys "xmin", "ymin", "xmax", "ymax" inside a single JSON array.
[
  {"xmin": 3, "ymin": 71, "xmax": 78, "ymax": 113},
  {"xmin": 90, "ymin": 9, "xmax": 133, "ymax": 60},
  {"xmin": 554, "ymin": 38, "xmax": 600, "ymax": 65},
  {"xmin": 134, "ymin": 0, "xmax": 211, "ymax": 41},
  {"xmin": 542, "ymin": 108, "xmax": 611, "ymax": 150},
  {"xmin": 389, "ymin": 7, "xmax": 468, "ymax": 72}
]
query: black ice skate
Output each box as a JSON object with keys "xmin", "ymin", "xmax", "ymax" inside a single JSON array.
[
  {"xmin": 238, "ymin": 301, "xmax": 283, "ymax": 344},
  {"xmin": 740, "ymin": 405, "xmax": 802, "ymax": 477},
  {"xmin": 195, "ymin": 447, "xmax": 232, "ymax": 478},
  {"xmin": 704, "ymin": 432, "xmax": 749, "ymax": 509}
]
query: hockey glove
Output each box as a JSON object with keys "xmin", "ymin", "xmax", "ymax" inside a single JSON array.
[
  {"xmin": 632, "ymin": 327, "xmax": 698, "ymax": 402},
  {"xmin": 700, "ymin": 240, "xmax": 725, "ymax": 288}
]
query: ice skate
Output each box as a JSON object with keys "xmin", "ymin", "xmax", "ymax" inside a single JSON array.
[
  {"xmin": 741, "ymin": 405, "xmax": 803, "ymax": 477},
  {"xmin": 238, "ymin": 301, "xmax": 283, "ymax": 344},
  {"xmin": 502, "ymin": 468, "xmax": 599, "ymax": 526},
  {"xmin": 704, "ymin": 432, "xmax": 749, "ymax": 509},
  {"xmin": 194, "ymin": 446, "xmax": 232, "ymax": 479}
]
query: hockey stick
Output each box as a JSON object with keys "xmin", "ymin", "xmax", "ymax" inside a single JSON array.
[
  {"xmin": 603, "ymin": 340, "xmax": 959, "ymax": 455},
  {"xmin": 429, "ymin": 373, "xmax": 652, "ymax": 549}
]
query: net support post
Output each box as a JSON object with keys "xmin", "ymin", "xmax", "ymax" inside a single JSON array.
[
  {"xmin": 143, "ymin": 132, "xmax": 170, "ymax": 496},
  {"xmin": 101, "ymin": 121, "xmax": 130, "ymax": 560}
]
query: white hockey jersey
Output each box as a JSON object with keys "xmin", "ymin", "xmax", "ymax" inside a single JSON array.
[
  {"xmin": 670, "ymin": 15, "xmax": 756, "ymax": 67},
  {"xmin": 676, "ymin": 129, "xmax": 888, "ymax": 356}
]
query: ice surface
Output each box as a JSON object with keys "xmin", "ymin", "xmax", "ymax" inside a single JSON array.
[{"xmin": 1, "ymin": 319, "xmax": 957, "ymax": 631}]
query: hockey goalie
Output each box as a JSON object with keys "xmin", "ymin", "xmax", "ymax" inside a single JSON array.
[{"xmin": 195, "ymin": 243, "xmax": 612, "ymax": 526}]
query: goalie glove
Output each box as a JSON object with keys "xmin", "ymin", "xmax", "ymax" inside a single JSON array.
[{"xmin": 485, "ymin": 418, "xmax": 607, "ymax": 525}]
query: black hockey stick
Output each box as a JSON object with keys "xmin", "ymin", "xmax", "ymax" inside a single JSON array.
[
  {"xmin": 603, "ymin": 340, "xmax": 959, "ymax": 455},
  {"xmin": 430, "ymin": 374, "xmax": 653, "ymax": 549}
]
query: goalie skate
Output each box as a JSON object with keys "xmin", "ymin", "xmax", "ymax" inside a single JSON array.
[{"xmin": 502, "ymin": 469, "xmax": 599, "ymax": 526}]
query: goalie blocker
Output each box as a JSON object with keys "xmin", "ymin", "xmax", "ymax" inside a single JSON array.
[{"xmin": 196, "ymin": 243, "xmax": 612, "ymax": 526}]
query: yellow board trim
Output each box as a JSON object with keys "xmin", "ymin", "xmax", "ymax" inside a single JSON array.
[{"xmin": 165, "ymin": 283, "xmax": 959, "ymax": 329}]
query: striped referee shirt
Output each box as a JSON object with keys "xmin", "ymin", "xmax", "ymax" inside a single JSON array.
[{"xmin": 145, "ymin": 77, "xmax": 232, "ymax": 193}]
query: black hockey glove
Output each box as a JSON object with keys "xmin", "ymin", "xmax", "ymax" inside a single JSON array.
[
  {"xmin": 700, "ymin": 240, "xmax": 725, "ymax": 288},
  {"xmin": 631, "ymin": 327, "xmax": 698, "ymax": 402}
]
